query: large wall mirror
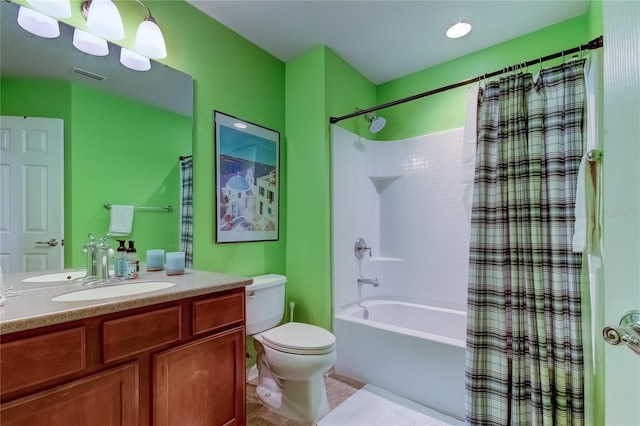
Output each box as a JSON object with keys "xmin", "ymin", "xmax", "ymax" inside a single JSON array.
[{"xmin": 0, "ymin": 0, "xmax": 193, "ymax": 273}]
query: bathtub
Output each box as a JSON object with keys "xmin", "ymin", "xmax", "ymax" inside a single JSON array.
[{"xmin": 333, "ymin": 299, "xmax": 467, "ymax": 421}]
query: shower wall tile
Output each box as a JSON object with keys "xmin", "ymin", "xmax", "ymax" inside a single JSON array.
[
  {"xmin": 332, "ymin": 127, "xmax": 387, "ymax": 312},
  {"xmin": 401, "ymin": 128, "xmax": 470, "ymax": 311},
  {"xmin": 332, "ymin": 126, "xmax": 470, "ymax": 314},
  {"xmin": 366, "ymin": 140, "xmax": 404, "ymax": 177}
]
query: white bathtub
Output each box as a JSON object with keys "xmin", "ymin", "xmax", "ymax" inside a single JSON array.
[{"xmin": 333, "ymin": 299, "xmax": 467, "ymax": 421}]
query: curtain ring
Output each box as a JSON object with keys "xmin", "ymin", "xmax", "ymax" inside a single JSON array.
[{"xmin": 538, "ymin": 57, "xmax": 543, "ymax": 74}]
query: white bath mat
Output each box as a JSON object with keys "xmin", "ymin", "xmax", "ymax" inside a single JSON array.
[{"xmin": 318, "ymin": 384, "xmax": 464, "ymax": 426}]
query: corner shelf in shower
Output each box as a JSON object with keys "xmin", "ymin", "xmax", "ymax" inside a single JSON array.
[
  {"xmin": 369, "ymin": 256, "xmax": 404, "ymax": 263},
  {"xmin": 368, "ymin": 175, "xmax": 402, "ymax": 193}
]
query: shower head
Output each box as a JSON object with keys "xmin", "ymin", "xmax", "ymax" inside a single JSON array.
[
  {"xmin": 355, "ymin": 107, "xmax": 386, "ymax": 133},
  {"xmin": 364, "ymin": 112, "xmax": 386, "ymax": 133}
]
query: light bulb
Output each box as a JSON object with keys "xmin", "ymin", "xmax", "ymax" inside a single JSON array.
[
  {"xmin": 120, "ymin": 47, "xmax": 151, "ymax": 72},
  {"xmin": 86, "ymin": 0, "xmax": 124, "ymax": 40},
  {"xmin": 135, "ymin": 18, "xmax": 166, "ymax": 59},
  {"xmin": 73, "ymin": 28, "xmax": 109, "ymax": 56},
  {"xmin": 446, "ymin": 22, "xmax": 472, "ymax": 39},
  {"xmin": 17, "ymin": 6, "xmax": 60, "ymax": 39}
]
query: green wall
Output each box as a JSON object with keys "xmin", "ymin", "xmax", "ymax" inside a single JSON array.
[
  {"xmin": 151, "ymin": 1, "xmax": 287, "ymax": 276},
  {"xmin": 285, "ymin": 47, "xmax": 376, "ymax": 327},
  {"xmin": 285, "ymin": 12, "xmax": 599, "ymax": 331},
  {"xmin": 68, "ymin": 85, "xmax": 190, "ymax": 265},
  {"xmin": 6, "ymin": 0, "xmax": 287, "ymax": 276},
  {"xmin": 1, "ymin": 78, "xmax": 191, "ymax": 266}
]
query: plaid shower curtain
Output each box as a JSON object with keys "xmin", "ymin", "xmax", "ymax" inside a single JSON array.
[
  {"xmin": 180, "ymin": 157, "xmax": 193, "ymax": 268},
  {"xmin": 465, "ymin": 59, "xmax": 586, "ymax": 426}
]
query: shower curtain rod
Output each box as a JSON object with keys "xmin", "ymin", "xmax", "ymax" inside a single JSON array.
[{"xmin": 329, "ymin": 35, "xmax": 603, "ymax": 125}]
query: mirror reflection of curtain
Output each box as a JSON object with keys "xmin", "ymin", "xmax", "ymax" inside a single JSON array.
[
  {"xmin": 180, "ymin": 157, "xmax": 193, "ymax": 268},
  {"xmin": 465, "ymin": 58, "xmax": 587, "ymax": 425}
]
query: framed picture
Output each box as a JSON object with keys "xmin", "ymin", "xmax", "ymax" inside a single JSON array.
[{"xmin": 214, "ymin": 111, "xmax": 280, "ymax": 243}]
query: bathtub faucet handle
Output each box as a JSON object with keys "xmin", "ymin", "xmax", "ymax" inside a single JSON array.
[{"xmin": 354, "ymin": 237, "xmax": 372, "ymax": 258}]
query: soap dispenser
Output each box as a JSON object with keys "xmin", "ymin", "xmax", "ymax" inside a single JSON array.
[
  {"xmin": 115, "ymin": 240, "xmax": 127, "ymax": 277},
  {"xmin": 126, "ymin": 240, "xmax": 139, "ymax": 279}
]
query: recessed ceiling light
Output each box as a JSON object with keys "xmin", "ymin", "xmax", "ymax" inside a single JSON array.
[
  {"xmin": 446, "ymin": 22, "xmax": 471, "ymax": 39},
  {"xmin": 234, "ymin": 122, "xmax": 247, "ymax": 129}
]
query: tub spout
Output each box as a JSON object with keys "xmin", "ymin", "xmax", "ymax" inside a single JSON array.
[{"xmin": 357, "ymin": 275, "xmax": 380, "ymax": 287}]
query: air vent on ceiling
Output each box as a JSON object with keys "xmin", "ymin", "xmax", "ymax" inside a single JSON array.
[{"xmin": 71, "ymin": 67, "xmax": 107, "ymax": 81}]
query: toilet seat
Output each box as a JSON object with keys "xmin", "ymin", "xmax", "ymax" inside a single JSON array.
[{"xmin": 261, "ymin": 322, "xmax": 336, "ymax": 355}]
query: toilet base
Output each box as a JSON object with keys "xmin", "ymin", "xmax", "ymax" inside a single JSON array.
[{"xmin": 256, "ymin": 375, "xmax": 330, "ymax": 422}]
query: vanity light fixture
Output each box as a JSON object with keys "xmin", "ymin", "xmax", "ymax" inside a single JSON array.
[
  {"xmin": 73, "ymin": 28, "xmax": 109, "ymax": 56},
  {"xmin": 82, "ymin": 0, "xmax": 125, "ymax": 41},
  {"xmin": 27, "ymin": 0, "xmax": 71, "ymax": 18},
  {"xmin": 17, "ymin": 6, "xmax": 60, "ymax": 39},
  {"xmin": 446, "ymin": 22, "xmax": 472, "ymax": 39},
  {"xmin": 233, "ymin": 122, "xmax": 248, "ymax": 129},
  {"xmin": 120, "ymin": 47, "xmax": 151, "ymax": 72},
  {"xmin": 134, "ymin": 0, "xmax": 167, "ymax": 59}
]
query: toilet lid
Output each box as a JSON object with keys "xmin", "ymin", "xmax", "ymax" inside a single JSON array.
[{"xmin": 261, "ymin": 322, "xmax": 336, "ymax": 355}]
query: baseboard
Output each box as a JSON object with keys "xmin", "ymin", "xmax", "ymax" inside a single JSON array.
[{"xmin": 246, "ymin": 365, "xmax": 258, "ymax": 383}]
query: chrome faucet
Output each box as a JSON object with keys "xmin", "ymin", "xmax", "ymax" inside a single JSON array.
[
  {"xmin": 83, "ymin": 234, "xmax": 121, "ymax": 285},
  {"xmin": 357, "ymin": 275, "xmax": 380, "ymax": 287},
  {"xmin": 78, "ymin": 233, "xmax": 98, "ymax": 281},
  {"xmin": 95, "ymin": 235, "xmax": 114, "ymax": 281}
]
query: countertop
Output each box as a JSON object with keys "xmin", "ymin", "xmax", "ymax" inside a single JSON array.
[{"xmin": 0, "ymin": 267, "xmax": 252, "ymax": 335}]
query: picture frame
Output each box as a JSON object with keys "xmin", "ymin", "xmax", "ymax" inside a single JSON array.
[{"xmin": 214, "ymin": 111, "xmax": 280, "ymax": 243}]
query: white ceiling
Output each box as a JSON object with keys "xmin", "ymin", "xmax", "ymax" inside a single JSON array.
[{"xmin": 187, "ymin": 0, "xmax": 590, "ymax": 84}]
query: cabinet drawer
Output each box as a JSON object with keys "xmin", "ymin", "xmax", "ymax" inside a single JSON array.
[
  {"xmin": 1, "ymin": 362, "xmax": 138, "ymax": 426},
  {"xmin": 192, "ymin": 292, "xmax": 244, "ymax": 335},
  {"xmin": 1, "ymin": 327, "xmax": 86, "ymax": 395},
  {"xmin": 103, "ymin": 306, "xmax": 181, "ymax": 363}
]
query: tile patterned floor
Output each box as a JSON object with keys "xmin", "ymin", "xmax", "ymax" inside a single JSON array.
[{"xmin": 246, "ymin": 372, "xmax": 365, "ymax": 426}]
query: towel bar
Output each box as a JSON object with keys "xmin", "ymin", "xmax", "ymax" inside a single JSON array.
[{"xmin": 104, "ymin": 202, "xmax": 174, "ymax": 213}]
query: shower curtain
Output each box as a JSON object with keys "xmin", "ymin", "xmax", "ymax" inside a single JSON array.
[
  {"xmin": 180, "ymin": 157, "xmax": 193, "ymax": 268},
  {"xmin": 465, "ymin": 58, "xmax": 586, "ymax": 426}
]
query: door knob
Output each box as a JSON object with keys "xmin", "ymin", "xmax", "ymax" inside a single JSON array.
[{"xmin": 35, "ymin": 239, "xmax": 59, "ymax": 247}]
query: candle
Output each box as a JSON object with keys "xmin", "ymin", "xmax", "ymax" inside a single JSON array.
[
  {"xmin": 146, "ymin": 249, "xmax": 165, "ymax": 271},
  {"xmin": 166, "ymin": 251, "xmax": 185, "ymax": 276}
]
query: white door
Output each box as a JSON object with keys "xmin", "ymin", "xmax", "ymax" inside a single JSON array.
[
  {"xmin": 603, "ymin": 2, "xmax": 640, "ymax": 425},
  {"xmin": 0, "ymin": 116, "xmax": 64, "ymax": 273}
]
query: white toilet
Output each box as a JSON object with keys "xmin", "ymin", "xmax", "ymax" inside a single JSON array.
[{"xmin": 246, "ymin": 274, "xmax": 337, "ymax": 423}]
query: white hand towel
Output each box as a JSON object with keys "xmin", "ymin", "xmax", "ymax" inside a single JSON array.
[{"xmin": 109, "ymin": 205, "xmax": 134, "ymax": 236}]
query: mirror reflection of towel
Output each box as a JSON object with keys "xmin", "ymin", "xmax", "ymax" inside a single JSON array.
[{"xmin": 109, "ymin": 205, "xmax": 134, "ymax": 236}]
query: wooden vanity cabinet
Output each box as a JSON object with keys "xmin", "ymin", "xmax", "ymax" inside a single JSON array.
[{"xmin": 0, "ymin": 287, "xmax": 246, "ymax": 426}]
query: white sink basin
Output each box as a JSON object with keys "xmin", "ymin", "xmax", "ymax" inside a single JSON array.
[
  {"xmin": 51, "ymin": 281, "xmax": 176, "ymax": 302},
  {"xmin": 23, "ymin": 270, "xmax": 89, "ymax": 282}
]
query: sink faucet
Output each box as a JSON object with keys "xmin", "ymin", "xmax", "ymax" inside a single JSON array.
[
  {"xmin": 83, "ymin": 234, "xmax": 121, "ymax": 286},
  {"xmin": 357, "ymin": 275, "xmax": 380, "ymax": 287},
  {"xmin": 95, "ymin": 235, "xmax": 114, "ymax": 282},
  {"xmin": 78, "ymin": 234, "xmax": 98, "ymax": 281}
]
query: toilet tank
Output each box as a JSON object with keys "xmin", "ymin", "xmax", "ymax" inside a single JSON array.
[{"xmin": 246, "ymin": 274, "xmax": 286, "ymax": 335}]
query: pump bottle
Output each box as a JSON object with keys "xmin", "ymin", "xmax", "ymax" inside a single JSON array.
[
  {"xmin": 115, "ymin": 240, "xmax": 127, "ymax": 277},
  {"xmin": 126, "ymin": 240, "xmax": 139, "ymax": 279}
]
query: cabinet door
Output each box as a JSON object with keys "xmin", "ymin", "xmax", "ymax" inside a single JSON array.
[
  {"xmin": 1, "ymin": 362, "xmax": 138, "ymax": 426},
  {"xmin": 153, "ymin": 327, "xmax": 245, "ymax": 426}
]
